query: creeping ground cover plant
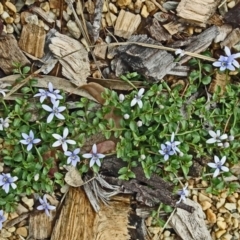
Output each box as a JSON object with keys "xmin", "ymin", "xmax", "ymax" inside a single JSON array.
[{"xmin": 0, "ymin": 47, "xmax": 240, "ymax": 225}]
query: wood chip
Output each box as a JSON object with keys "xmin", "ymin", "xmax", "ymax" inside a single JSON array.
[
  {"xmin": 114, "ymin": 9, "xmax": 141, "ymax": 39},
  {"xmin": 208, "ymin": 71, "xmax": 230, "ymax": 94},
  {"xmin": 29, "ymin": 212, "xmax": 55, "ymax": 239},
  {"xmin": 163, "ymin": 21, "xmax": 183, "ymax": 35},
  {"xmin": 0, "ymin": 34, "xmax": 30, "ymax": 74},
  {"xmin": 146, "ymin": 18, "xmax": 172, "ymax": 42},
  {"xmin": 170, "ymin": 199, "xmax": 212, "ymax": 240},
  {"xmin": 18, "ymin": 23, "xmax": 46, "ymax": 58},
  {"xmin": 49, "ymin": 31, "xmax": 90, "ymax": 86},
  {"xmin": 220, "ymin": 28, "xmax": 240, "ymax": 49},
  {"xmin": 214, "ymin": 24, "xmax": 233, "ymax": 43},
  {"xmin": 64, "ymin": 165, "xmax": 84, "ymax": 187},
  {"xmin": 176, "ymin": 0, "xmax": 221, "ymax": 24},
  {"xmin": 51, "ymin": 187, "xmax": 131, "ymax": 240}
]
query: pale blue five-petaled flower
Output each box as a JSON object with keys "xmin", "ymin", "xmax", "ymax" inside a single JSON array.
[
  {"xmin": 52, "ymin": 128, "xmax": 76, "ymax": 152},
  {"xmin": 131, "ymin": 88, "xmax": 145, "ymax": 108},
  {"xmin": 213, "ymin": 46, "xmax": 240, "ymax": 71},
  {"xmin": 166, "ymin": 132, "xmax": 181, "ymax": 154},
  {"xmin": 159, "ymin": 144, "xmax": 174, "ymax": 161},
  {"xmin": 206, "ymin": 130, "xmax": 228, "ymax": 144},
  {"xmin": 207, "ymin": 156, "xmax": 229, "ymax": 178},
  {"xmin": 37, "ymin": 194, "xmax": 56, "ymax": 217},
  {"xmin": 0, "ymin": 173, "xmax": 18, "ymax": 194},
  {"xmin": 48, "ymin": 82, "xmax": 63, "ymax": 104},
  {"xmin": 64, "ymin": 148, "xmax": 81, "ymax": 167},
  {"xmin": 82, "ymin": 144, "xmax": 105, "ymax": 167},
  {"xmin": 20, "ymin": 130, "xmax": 41, "ymax": 151},
  {"xmin": 42, "ymin": 100, "xmax": 66, "ymax": 123}
]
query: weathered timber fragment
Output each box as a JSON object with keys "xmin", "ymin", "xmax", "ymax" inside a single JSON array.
[
  {"xmin": 112, "ymin": 35, "xmax": 176, "ymax": 81},
  {"xmin": 163, "ymin": 21, "xmax": 184, "ymax": 35},
  {"xmin": 170, "ymin": 199, "xmax": 212, "ymax": 240},
  {"xmin": 224, "ymin": 2, "xmax": 240, "ymax": 27},
  {"xmin": 18, "ymin": 23, "xmax": 46, "ymax": 58},
  {"xmin": 220, "ymin": 28, "xmax": 240, "ymax": 49},
  {"xmin": 114, "ymin": 10, "xmax": 141, "ymax": 39},
  {"xmin": 0, "ymin": 34, "xmax": 30, "ymax": 74},
  {"xmin": 179, "ymin": 26, "xmax": 219, "ymax": 64},
  {"xmin": 51, "ymin": 187, "xmax": 132, "ymax": 240},
  {"xmin": 146, "ymin": 18, "xmax": 172, "ymax": 42},
  {"xmin": 214, "ymin": 24, "xmax": 233, "ymax": 43},
  {"xmin": 49, "ymin": 32, "xmax": 90, "ymax": 86},
  {"xmin": 101, "ymin": 157, "xmax": 195, "ymax": 213},
  {"xmin": 29, "ymin": 211, "xmax": 55, "ymax": 239},
  {"xmin": 93, "ymin": 40, "xmax": 108, "ymax": 59},
  {"xmin": 176, "ymin": 0, "xmax": 221, "ymax": 24}
]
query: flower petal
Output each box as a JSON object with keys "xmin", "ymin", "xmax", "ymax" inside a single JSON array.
[
  {"xmin": 206, "ymin": 138, "xmax": 216, "ymax": 144},
  {"xmin": 137, "ymin": 100, "xmax": 143, "ymax": 108},
  {"xmin": 66, "ymin": 140, "xmax": 76, "ymax": 145},
  {"xmin": 96, "ymin": 159, "xmax": 101, "ymax": 167},
  {"xmin": 208, "ymin": 162, "xmax": 217, "ymax": 168},
  {"xmin": 20, "ymin": 140, "xmax": 28, "ymax": 145},
  {"xmin": 138, "ymin": 88, "xmax": 145, "ymax": 96},
  {"xmin": 48, "ymin": 82, "xmax": 53, "ymax": 92},
  {"xmin": 213, "ymin": 168, "xmax": 220, "ymax": 178},
  {"xmin": 214, "ymin": 155, "xmax": 220, "ymax": 163},
  {"xmin": 221, "ymin": 166, "xmax": 229, "ymax": 172},
  {"xmin": 62, "ymin": 142, "xmax": 68, "ymax": 152},
  {"xmin": 97, "ymin": 153, "xmax": 105, "ymax": 159},
  {"xmin": 213, "ymin": 61, "xmax": 222, "ymax": 67},
  {"xmin": 33, "ymin": 139, "xmax": 41, "ymax": 144},
  {"xmin": 220, "ymin": 156, "xmax": 226, "ymax": 165},
  {"xmin": 55, "ymin": 113, "xmax": 65, "ymax": 120},
  {"xmin": 220, "ymin": 134, "xmax": 228, "ymax": 140},
  {"xmin": 52, "ymin": 141, "xmax": 61, "ymax": 147},
  {"xmin": 63, "ymin": 128, "xmax": 69, "ymax": 138},
  {"xmin": 37, "ymin": 205, "xmax": 44, "ymax": 210},
  {"xmin": 92, "ymin": 144, "xmax": 97, "ymax": 154},
  {"xmin": 89, "ymin": 158, "xmax": 95, "ymax": 167},
  {"xmin": 130, "ymin": 98, "xmax": 137, "ymax": 107},
  {"xmin": 52, "ymin": 134, "xmax": 61, "ymax": 140},
  {"xmin": 82, "ymin": 153, "xmax": 93, "ymax": 159},
  {"xmin": 224, "ymin": 46, "xmax": 231, "ymax": 56},
  {"xmin": 21, "ymin": 133, "xmax": 29, "ymax": 139},
  {"xmin": 27, "ymin": 143, "xmax": 33, "ymax": 151},
  {"xmin": 42, "ymin": 104, "xmax": 52, "ymax": 112},
  {"xmin": 47, "ymin": 113, "xmax": 54, "ymax": 123}
]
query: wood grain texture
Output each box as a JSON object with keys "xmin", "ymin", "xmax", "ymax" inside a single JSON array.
[
  {"xmin": 18, "ymin": 24, "xmax": 46, "ymax": 58},
  {"xmin": 0, "ymin": 34, "xmax": 30, "ymax": 74}
]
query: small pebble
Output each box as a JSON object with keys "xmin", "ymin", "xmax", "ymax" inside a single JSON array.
[
  {"xmin": 109, "ymin": 3, "xmax": 118, "ymax": 14},
  {"xmin": 6, "ymin": 24, "xmax": 14, "ymax": 34},
  {"xmin": 217, "ymin": 220, "xmax": 227, "ymax": 230},
  {"xmin": 0, "ymin": 3, "xmax": 3, "ymax": 15},
  {"xmin": 40, "ymin": 2, "xmax": 50, "ymax": 12},
  {"xmin": 216, "ymin": 198, "xmax": 225, "ymax": 209},
  {"xmin": 201, "ymin": 201, "xmax": 211, "ymax": 210},
  {"xmin": 22, "ymin": 197, "xmax": 34, "ymax": 209},
  {"xmin": 215, "ymin": 229, "xmax": 226, "ymax": 238},
  {"xmin": 222, "ymin": 233, "xmax": 233, "ymax": 240},
  {"xmin": 16, "ymin": 227, "xmax": 28, "ymax": 237},
  {"xmin": 7, "ymin": 227, "xmax": 16, "ymax": 233},
  {"xmin": 206, "ymin": 208, "xmax": 216, "ymax": 223},
  {"xmin": 5, "ymin": 1, "xmax": 17, "ymax": 13},
  {"xmin": 67, "ymin": 20, "xmax": 81, "ymax": 39},
  {"xmin": 224, "ymin": 203, "xmax": 237, "ymax": 211},
  {"xmin": 226, "ymin": 195, "xmax": 236, "ymax": 203},
  {"xmin": 141, "ymin": 5, "xmax": 149, "ymax": 18},
  {"xmin": 0, "ymin": 229, "xmax": 12, "ymax": 238},
  {"xmin": 227, "ymin": 1, "xmax": 235, "ymax": 8},
  {"xmin": 163, "ymin": 230, "xmax": 171, "ymax": 237},
  {"xmin": 198, "ymin": 193, "xmax": 212, "ymax": 203}
]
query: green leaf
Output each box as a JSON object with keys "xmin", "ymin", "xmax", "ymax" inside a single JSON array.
[
  {"xmin": 202, "ymin": 76, "xmax": 211, "ymax": 85},
  {"xmin": 23, "ymin": 112, "xmax": 32, "ymax": 121},
  {"xmin": 22, "ymin": 66, "xmax": 31, "ymax": 74},
  {"xmin": 181, "ymin": 165, "xmax": 189, "ymax": 178},
  {"xmin": 129, "ymin": 121, "xmax": 137, "ymax": 132},
  {"xmin": 118, "ymin": 167, "xmax": 128, "ymax": 175},
  {"xmin": 202, "ymin": 64, "xmax": 213, "ymax": 73}
]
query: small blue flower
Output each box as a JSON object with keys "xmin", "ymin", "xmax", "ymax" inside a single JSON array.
[
  {"xmin": 0, "ymin": 117, "xmax": 9, "ymax": 131},
  {"xmin": 0, "ymin": 173, "xmax": 18, "ymax": 193},
  {"xmin": 176, "ymin": 186, "xmax": 189, "ymax": 204},
  {"xmin": 131, "ymin": 88, "xmax": 144, "ymax": 108},
  {"xmin": 0, "ymin": 210, "xmax": 6, "ymax": 230},
  {"xmin": 52, "ymin": 128, "xmax": 76, "ymax": 152},
  {"xmin": 20, "ymin": 130, "xmax": 41, "ymax": 151},
  {"xmin": 37, "ymin": 194, "xmax": 56, "ymax": 217},
  {"xmin": 165, "ymin": 132, "xmax": 181, "ymax": 154},
  {"xmin": 42, "ymin": 100, "xmax": 66, "ymax": 123},
  {"xmin": 213, "ymin": 46, "xmax": 240, "ymax": 71},
  {"xmin": 64, "ymin": 148, "xmax": 81, "ymax": 167},
  {"xmin": 207, "ymin": 156, "xmax": 229, "ymax": 178},
  {"xmin": 159, "ymin": 144, "xmax": 174, "ymax": 161},
  {"xmin": 82, "ymin": 144, "xmax": 105, "ymax": 167},
  {"xmin": 34, "ymin": 89, "xmax": 56, "ymax": 103}
]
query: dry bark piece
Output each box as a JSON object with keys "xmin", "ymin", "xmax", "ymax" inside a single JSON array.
[
  {"xmin": 51, "ymin": 187, "xmax": 131, "ymax": 240},
  {"xmin": 30, "ymin": 5, "xmax": 55, "ymax": 24},
  {"xmin": 170, "ymin": 199, "xmax": 212, "ymax": 240},
  {"xmin": 176, "ymin": 0, "xmax": 221, "ymax": 24},
  {"xmin": 113, "ymin": 35, "xmax": 176, "ymax": 81},
  {"xmin": 163, "ymin": 21, "xmax": 184, "ymax": 35},
  {"xmin": 0, "ymin": 34, "xmax": 30, "ymax": 74},
  {"xmin": 49, "ymin": 31, "xmax": 90, "ymax": 86},
  {"xmin": 114, "ymin": 9, "xmax": 141, "ymax": 39},
  {"xmin": 29, "ymin": 212, "xmax": 55, "ymax": 239},
  {"xmin": 220, "ymin": 28, "xmax": 240, "ymax": 49},
  {"xmin": 93, "ymin": 41, "xmax": 108, "ymax": 59},
  {"xmin": 146, "ymin": 18, "xmax": 172, "ymax": 42},
  {"xmin": 214, "ymin": 24, "xmax": 233, "ymax": 43},
  {"xmin": 64, "ymin": 165, "xmax": 84, "ymax": 187},
  {"xmin": 18, "ymin": 23, "xmax": 46, "ymax": 58}
]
